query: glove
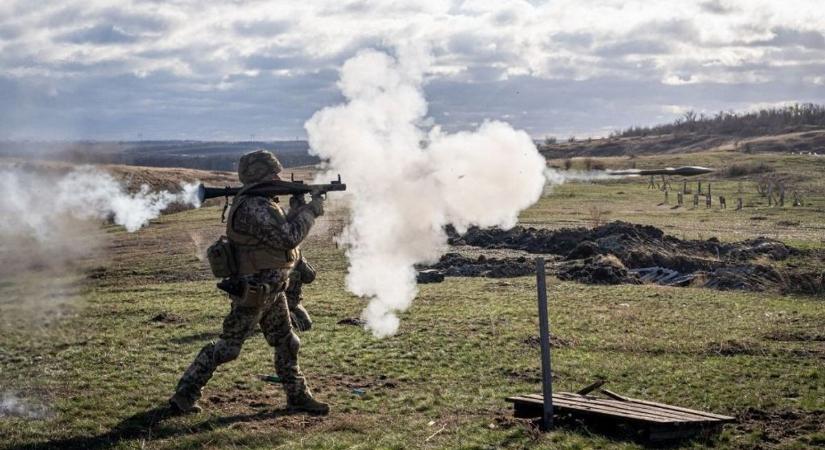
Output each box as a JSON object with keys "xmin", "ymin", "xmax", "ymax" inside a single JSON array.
[
  {"xmin": 307, "ymin": 191, "xmax": 324, "ymax": 217},
  {"xmin": 289, "ymin": 194, "xmax": 306, "ymax": 210},
  {"xmin": 297, "ymin": 258, "xmax": 316, "ymax": 284},
  {"xmin": 289, "ymin": 304, "xmax": 313, "ymax": 332}
]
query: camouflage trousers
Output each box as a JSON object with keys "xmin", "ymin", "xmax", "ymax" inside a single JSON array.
[{"xmin": 173, "ymin": 272, "xmax": 312, "ymax": 405}]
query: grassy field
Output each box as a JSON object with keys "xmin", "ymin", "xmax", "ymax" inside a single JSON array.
[{"xmin": 1, "ymin": 151, "xmax": 823, "ymax": 449}]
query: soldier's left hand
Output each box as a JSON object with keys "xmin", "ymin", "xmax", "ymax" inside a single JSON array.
[{"xmin": 290, "ymin": 305, "xmax": 313, "ymax": 331}]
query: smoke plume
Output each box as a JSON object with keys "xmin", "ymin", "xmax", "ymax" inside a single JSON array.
[
  {"xmin": 0, "ymin": 166, "xmax": 201, "ymax": 238},
  {"xmin": 0, "ymin": 391, "xmax": 49, "ymax": 419},
  {"xmin": 544, "ymin": 168, "xmax": 613, "ymax": 186},
  {"xmin": 0, "ymin": 165, "xmax": 201, "ymax": 324},
  {"xmin": 305, "ymin": 47, "xmax": 546, "ymax": 337}
]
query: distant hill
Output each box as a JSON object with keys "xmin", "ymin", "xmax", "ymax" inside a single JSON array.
[
  {"xmin": 541, "ymin": 104, "xmax": 825, "ymax": 158},
  {"xmin": 0, "ymin": 140, "xmax": 319, "ymax": 171},
  {"xmin": 540, "ymin": 129, "xmax": 825, "ymax": 159}
]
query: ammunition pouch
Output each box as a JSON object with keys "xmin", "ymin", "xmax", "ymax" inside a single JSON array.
[
  {"xmin": 207, "ymin": 236, "xmax": 238, "ymax": 278},
  {"xmin": 217, "ymin": 278, "xmax": 244, "ymax": 297},
  {"xmin": 239, "ymin": 280, "xmax": 286, "ymax": 308},
  {"xmin": 241, "ymin": 281, "xmax": 271, "ymax": 308}
]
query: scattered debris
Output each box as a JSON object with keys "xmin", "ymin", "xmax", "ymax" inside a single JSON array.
[
  {"xmin": 630, "ymin": 267, "xmax": 695, "ymax": 286},
  {"xmin": 337, "ymin": 317, "xmax": 366, "ymax": 327},
  {"xmin": 763, "ymin": 330, "xmax": 825, "ymax": 342},
  {"xmin": 522, "ymin": 334, "xmax": 577, "ymax": 348},
  {"xmin": 704, "ymin": 339, "xmax": 763, "ymax": 356},
  {"xmin": 416, "ymin": 270, "xmax": 444, "ymax": 284},
  {"xmin": 703, "ymin": 265, "xmax": 781, "ymax": 291},
  {"xmin": 352, "ymin": 388, "xmax": 366, "ymax": 396},
  {"xmin": 259, "ymin": 375, "xmax": 282, "ymax": 384},
  {"xmin": 149, "ymin": 312, "xmax": 183, "ymax": 324},
  {"xmin": 736, "ymin": 408, "xmax": 825, "ymax": 448}
]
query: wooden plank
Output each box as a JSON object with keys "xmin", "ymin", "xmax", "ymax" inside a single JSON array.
[
  {"xmin": 552, "ymin": 393, "xmax": 711, "ymax": 422},
  {"xmin": 515, "ymin": 393, "xmax": 726, "ymax": 424},
  {"xmin": 576, "ymin": 379, "xmax": 606, "ymax": 396},
  {"xmin": 515, "ymin": 395, "xmax": 674, "ymax": 423},
  {"xmin": 622, "ymin": 397, "xmax": 734, "ymax": 422},
  {"xmin": 600, "ymin": 389, "xmax": 628, "ymax": 402},
  {"xmin": 536, "ymin": 394, "xmax": 696, "ymax": 424}
]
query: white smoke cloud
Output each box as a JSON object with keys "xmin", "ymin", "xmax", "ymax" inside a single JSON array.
[
  {"xmin": 305, "ymin": 47, "xmax": 546, "ymax": 337},
  {"xmin": 0, "ymin": 165, "xmax": 201, "ymax": 325},
  {"xmin": 0, "ymin": 391, "xmax": 49, "ymax": 419},
  {"xmin": 544, "ymin": 168, "xmax": 613, "ymax": 186},
  {"xmin": 0, "ymin": 166, "xmax": 201, "ymax": 241}
]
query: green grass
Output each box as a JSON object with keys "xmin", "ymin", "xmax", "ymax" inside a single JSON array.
[{"xmin": 1, "ymin": 151, "xmax": 824, "ymax": 449}]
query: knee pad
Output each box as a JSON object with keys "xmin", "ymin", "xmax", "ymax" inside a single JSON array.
[
  {"xmin": 212, "ymin": 339, "xmax": 242, "ymax": 364},
  {"xmin": 286, "ymin": 332, "xmax": 300, "ymax": 358}
]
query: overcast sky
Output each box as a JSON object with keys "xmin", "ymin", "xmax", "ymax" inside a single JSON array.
[{"xmin": 1, "ymin": 0, "xmax": 824, "ymax": 141}]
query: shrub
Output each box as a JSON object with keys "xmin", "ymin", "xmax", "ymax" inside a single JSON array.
[{"xmin": 724, "ymin": 162, "xmax": 774, "ymax": 177}]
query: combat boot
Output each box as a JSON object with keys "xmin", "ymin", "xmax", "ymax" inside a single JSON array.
[
  {"xmin": 287, "ymin": 393, "xmax": 329, "ymax": 415},
  {"xmin": 169, "ymin": 391, "xmax": 202, "ymax": 414}
]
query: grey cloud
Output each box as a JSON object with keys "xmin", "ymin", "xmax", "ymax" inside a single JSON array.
[
  {"xmin": 548, "ymin": 32, "xmax": 594, "ymax": 49},
  {"xmin": 233, "ymin": 19, "xmax": 291, "ymax": 37},
  {"xmin": 60, "ymin": 24, "xmax": 138, "ymax": 44},
  {"xmin": 700, "ymin": 0, "xmax": 735, "ymax": 15},
  {"xmin": 2, "ymin": 1, "xmax": 824, "ymax": 140},
  {"xmin": 40, "ymin": 5, "xmax": 87, "ymax": 28},
  {"xmin": 243, "ymin": 54, "xmax": 311, "ymax": 71},
  {"xmin": 492, "ymin": 10, "xmax": 518, "ymax": 26},
  {"xmin": 637, "ymin": 18, "xmax": 699, "ymax": 41},
  {"xmin": 427, "ymin": 74, "xmax": 825, "ymax": 137},
  {"xmin": 0, "ymin": 23, "xmax": 21, "ymax": 40},
  {"xmin": 97, "ymin": 8, "xmax": 171, "ymax": 34},
  {"xmin": 753, "ymin": 27, "xmax": 825, "ymax": 50},
  {"xmin": 594, "ymin": 39, "xmax": 671, "ymax": 56},
  {"xmin": 0, "ymin": 68, "xmax": 343, "ymax": 140}
]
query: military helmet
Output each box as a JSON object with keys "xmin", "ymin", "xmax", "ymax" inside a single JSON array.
[{"xmin": 238, "ymin": 150, "xmax": 283, "ymax": 185}]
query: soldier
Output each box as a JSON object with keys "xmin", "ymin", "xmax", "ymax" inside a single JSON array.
[{"xmin": 169, "ymin": 150, "xmax": 328, "ymax": 415}]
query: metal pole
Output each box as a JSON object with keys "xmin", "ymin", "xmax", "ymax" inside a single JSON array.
[{"xmin": 536, "ymin": 257, "xmax": 553, "ymax": 430}]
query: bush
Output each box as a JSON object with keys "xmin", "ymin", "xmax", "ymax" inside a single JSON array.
[{"xmin": 724, "ymin": 162, "xmax": 774, "ymax": 177}]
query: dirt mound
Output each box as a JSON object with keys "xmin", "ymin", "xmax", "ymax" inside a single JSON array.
[
  {"xmin": 423, "ymin": 253, "xmax": 534, "ymax": 280},
  {"xmin": 557, "ymin": 255, "xmax": 641, "ymax": 285},
  {"xmin": 449, "ymin": 221, "xmax": 817, "ymax": 294},
  {"xmin": 451, "ymin": 221, "xmax": 669, "ymax": 257},
  {"xmin": 703, "ymin": 265, "xmax": 782, "ymax": 291}
]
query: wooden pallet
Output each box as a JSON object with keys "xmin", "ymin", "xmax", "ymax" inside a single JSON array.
[{"xmin": 506, "ymin": 391, "xmax": 735, "ymax": 442}]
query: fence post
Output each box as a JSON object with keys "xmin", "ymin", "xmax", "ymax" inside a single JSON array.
[{"xmin": 536, "ymin": 258, "xmax": 553, "ymax": 431}]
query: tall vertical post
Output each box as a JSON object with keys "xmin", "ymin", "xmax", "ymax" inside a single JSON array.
[{"xmin": 536, "ymin": 257, "xmax": 553, "ymax": 431}]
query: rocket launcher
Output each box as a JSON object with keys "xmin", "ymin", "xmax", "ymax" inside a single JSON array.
[
  {"xmin": 606, "ymin": 166, "xmax": 714, "ymax": 177},
  {"xmin": 197, "ymin": 174, "xmax": 347, "ymax": 203}
]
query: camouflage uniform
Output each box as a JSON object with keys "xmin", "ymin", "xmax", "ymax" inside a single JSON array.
[
  {"xmin": 170, "ymin": 150, "xmax": 326, "ymax": 414},
  {"xmin": 287, "ymin": 255, "xmax": 316, "ymax": 332}
]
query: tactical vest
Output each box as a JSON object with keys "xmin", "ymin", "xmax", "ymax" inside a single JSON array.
[{"xmin": 226, "ymin": 193, "xmax": 299, "ymax": 275}]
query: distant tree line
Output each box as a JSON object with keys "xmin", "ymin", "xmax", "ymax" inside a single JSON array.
[
  {"xmin": 0, "ymin": 140, "xmax": 320, "ymax": 171},
  {"xmin": 615, "ymin": 103, "xmax": 825, "ymax": 138}
]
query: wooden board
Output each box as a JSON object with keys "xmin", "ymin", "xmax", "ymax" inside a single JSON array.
[{"xmin": 506, "ymin": 391, "xmax": 734, "ymax": 442}]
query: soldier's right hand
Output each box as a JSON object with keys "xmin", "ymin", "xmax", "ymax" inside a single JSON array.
[{"xmin": 308, "ymin": 191, "xmax": 324, "ymax": 217}]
